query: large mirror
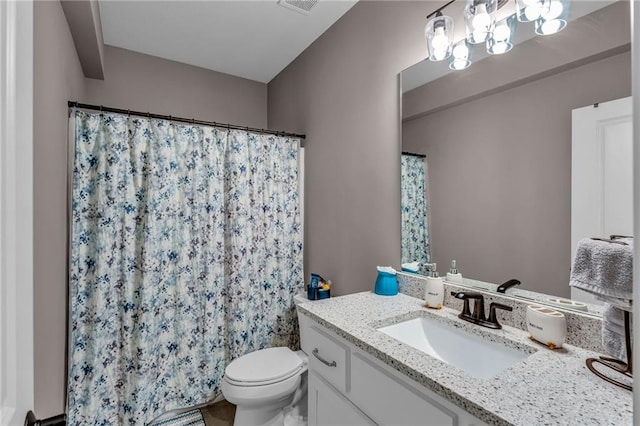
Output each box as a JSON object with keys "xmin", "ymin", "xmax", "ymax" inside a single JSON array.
[{"xmin": 400, "ymin": 0, "xmax": 631, "ymax": 314}]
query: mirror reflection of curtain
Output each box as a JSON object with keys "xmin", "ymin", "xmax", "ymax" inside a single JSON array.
[{"xmin": 401, "ymin": 155, "xmax": 430, "ymax": 264}]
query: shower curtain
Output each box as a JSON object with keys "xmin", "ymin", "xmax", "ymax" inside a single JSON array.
[
  {"xmin": 67, "ymin": 110, "xmax": 304, "ymax": 425},
  {"xmin": 400, "ymin": 155, "xmax": 430, "ymax": 264}
]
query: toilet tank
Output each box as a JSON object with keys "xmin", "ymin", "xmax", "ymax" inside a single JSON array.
[{"xmin": 294, "ymin": 294, "xmax": 312, "ymax": 354}]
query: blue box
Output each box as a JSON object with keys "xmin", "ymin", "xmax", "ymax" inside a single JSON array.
[{"xmin": 307, "ymin": 285, "xmax": 331, "ymax": 300}]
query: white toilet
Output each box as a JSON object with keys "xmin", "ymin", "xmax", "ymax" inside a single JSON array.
[{"xmin": 221, "ymin": 296, "xmax": 310, "ymax": 426}]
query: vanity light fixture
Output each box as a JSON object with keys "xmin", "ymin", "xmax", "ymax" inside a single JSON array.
[
  {"xmin": 535, "ymin": 0, "xmax": 570, "ymax": 35},
  {"xmin": 425, "ymin": 11, "xmax": 455, "ymax": 61},
  {"xmin": 425, "ymin": 0, "xmax": 570, "ymax": 67},
  {"xmin": 464, "ymin": 0, "xmax": 498, "ymax": 44}
]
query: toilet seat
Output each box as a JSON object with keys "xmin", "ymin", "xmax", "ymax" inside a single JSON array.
[{"xmin": 224, "ymin": 347, "xmax": 304, "ymax": 387}]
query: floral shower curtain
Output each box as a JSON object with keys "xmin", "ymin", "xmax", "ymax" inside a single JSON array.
[
  {"xmin": 67, "ymin": 110, "xmax": 303, "ymax": 425},
  {"xmin": 401, "ymin": 155, "xmax": 430, "ymax": 264}
]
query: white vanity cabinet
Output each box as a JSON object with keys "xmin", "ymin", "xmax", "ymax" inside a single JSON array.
[
  {"xmin": 302, "ymin": 315, "xmax": 488, "ymax": 426},
  {"xmin": 308, "ymin": 371, "xmax": 374, "ymax": 425}
]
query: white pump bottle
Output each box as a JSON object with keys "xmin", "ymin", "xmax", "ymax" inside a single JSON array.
[{"xmin": 424, "ymin": 263, "xmax": 444, "ymax": 309}]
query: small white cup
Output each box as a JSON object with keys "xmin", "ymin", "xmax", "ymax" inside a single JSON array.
[{"xmin": 526, "ymin": 304, "xmax": 567, "ymax": 349}]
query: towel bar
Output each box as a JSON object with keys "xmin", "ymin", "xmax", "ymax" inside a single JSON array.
[
  {"xmin": 586, "ymin": 310, "xmax": 632, "ymax": 391},
  {"xmin": 590, "ymin": 237, "xmax": 629, "ymax": 245}
]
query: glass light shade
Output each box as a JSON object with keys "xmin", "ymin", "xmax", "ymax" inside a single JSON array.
[
  {"xmin": 464, "ymin": 0, "xmax": 498, "ymax": 44},
  {"xmin": 515, "ymin": 0, "xmax": 550, "ymax": 23},
  {"xmin": 535, "ymin": 0, "xmax": 570, "ymax": 35},
  {"xmin": 425, "ymin": 14, "xmax": 455, "ymax": 61},
  {"xmin": 449, "ymin": 40, "xmax": 472, "ymax": 70},
  {"xmin": 487, "ymin": 14, "xmax": 517, "ymax": 55}
]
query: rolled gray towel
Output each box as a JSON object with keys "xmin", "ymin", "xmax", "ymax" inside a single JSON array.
[{"xmin": 602, "ymin": 303, "xmax": 632, "ymax": 363}]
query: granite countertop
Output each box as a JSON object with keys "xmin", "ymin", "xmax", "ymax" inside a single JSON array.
[{"xmin": 297, "ymin": 291, "xmax": 632, "ymax": 426}]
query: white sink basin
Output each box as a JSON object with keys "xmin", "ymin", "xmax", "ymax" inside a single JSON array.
[{"xmin": 378, "ymin": 316, "xmax": 531, "ymax": 379}]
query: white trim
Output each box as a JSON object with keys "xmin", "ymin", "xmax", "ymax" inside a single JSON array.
[
  {"xmin": 298, "ymin": 146, "xmax": 305, "ymax": 241},
  {"xmin": 632, "ymin": 1, "xmax": 640, "ymax": 421},
  {"xmin": 0, "ymin": 1, "xmax": 34, "ymax": 425}
]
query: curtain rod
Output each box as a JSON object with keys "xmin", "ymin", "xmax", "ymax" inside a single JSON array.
[
  {"xmin": 68, "ymin": 101, "xmax": 306, "ymax": 140},
  {"xmin": 402, "ymin": 151, "xmax": 426, "ymax": 158}
]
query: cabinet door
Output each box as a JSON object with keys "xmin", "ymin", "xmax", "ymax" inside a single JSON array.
[
  {"xmin": 351, "ymin": 353, "xmax": 459, "ymax": 426},
  {"xmin": 308, "ymin": 371, "xmax": 373, "ymax": 426}
]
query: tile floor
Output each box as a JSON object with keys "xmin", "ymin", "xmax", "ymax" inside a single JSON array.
[{"xmin": 200, "ymin": 400, "xmax": 236, "ymax": 426}]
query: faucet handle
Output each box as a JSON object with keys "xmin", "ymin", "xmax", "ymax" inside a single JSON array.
[
  {"xmin": 487, "ymin": 302, "xmax": 513, "ymax": 329},
  {"xmin": 450, "ymin": 291, "xmax": 483, "ymax": 300},
  {"xmin": 451, "ymin": 291, "xmax": 485, "ymax": 320},
  {"xmin": 450, "ymin": 291, "xmax": 472, "ymax": 316}
]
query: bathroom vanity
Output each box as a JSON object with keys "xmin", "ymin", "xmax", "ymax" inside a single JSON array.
[{"xmin": 297, "ymin": 292, "xmax": 632, "ymax": 426}]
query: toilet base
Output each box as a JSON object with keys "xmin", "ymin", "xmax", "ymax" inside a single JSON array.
[
  {"xmin": 226, "ymin": 372, "xmax": 308, "ymax": 426},
  {"xmin": 233, "ymin": 392, "xmax": 295, "ymax": 426}
]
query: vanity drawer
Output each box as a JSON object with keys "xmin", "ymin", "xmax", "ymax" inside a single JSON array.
[{"xmin": 307, "ymin": 325, "xmax": 349, "ymax": 393}]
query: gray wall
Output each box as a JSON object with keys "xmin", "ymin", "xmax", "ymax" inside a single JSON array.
[
  {"xmin": 33, "ymin": 3, "xmax": 268, "ymax": 416},
  {"xmin": 33, "ymin": 0, "xmax": 86, "ymax": 417},
  {"xmin": 85, "ymin": 46, "xmax": 267, "ymax": 128},
  {"xmin": 268, "ymin": 1, "xmax": 428, "ymax": 295},
  {"xmin": 402, "ymin": 52, "xmax": 631, "ymax": 298}
]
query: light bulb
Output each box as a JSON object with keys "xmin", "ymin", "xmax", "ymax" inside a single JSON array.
[
  {"xmin": 539, "ymin": 19, "xmax": 562, "ymax": 34},
  {"xmin": 493, "ymin": 23, "xmax": 511, "ymax": 40},
  {"xmin": 472, "ymin": 30, "xmax": 486, "ymax": 42},
  {"xmin": 491, "ymin": 42, "xmax": 510, "ymax": 54},
  {"xmin": 431, "ymin": 27, "xmax": 448, "ymax": 50},
  {"xmin": 472, "ymin": 3, "xmax": 491, "ymax": 29},
  {"xmin": 543, "ymin": 1, "xmax": 563, "ymax": 20},
  {"xmin": 524, "ymin": 4, "xmax": 542, "ymax": 20},
  {"xmin": 452, "ymin": 44, "xmax": 469, "ymax": 59},
  {"xmin": 450, "ymin": 59, "xmax": 470, "ymax": 70},
  {"xmin": 433, "ymin": 48, "xmax": 448, "ymax": 61}
]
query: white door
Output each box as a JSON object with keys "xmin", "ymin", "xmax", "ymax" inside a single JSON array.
[
  {"xmin": 0, "ymin": 1, "xmax": 35, "ymax": 425},
  {"xmin": 571, "ymin": 96, "xmax": 633, "ymax": 302}
]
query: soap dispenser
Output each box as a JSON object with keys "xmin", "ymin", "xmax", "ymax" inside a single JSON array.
[
  {"xmin": 446, "ymin": 260, "xmax": 464, "ymax": 284},
  {"xmin": 424, "ymin": 263, "xmax": 444, "ymax": 309}
]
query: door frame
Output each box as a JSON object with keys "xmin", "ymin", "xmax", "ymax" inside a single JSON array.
[
  {"xmin": 0, "ymin": 1, "xmax": 34, "ymax": 425},
  {"xmin": 571, "ymin": 96, "xmax": 633, "ymax": 303},
  {"xmin": 632, "ymin": 0, "xmax": 640, "ymax": 418}
]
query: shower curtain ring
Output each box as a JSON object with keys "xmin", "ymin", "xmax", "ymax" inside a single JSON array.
[{"xmin": 100, "ymin": 105, "xmax": 103, "ymax": 112}]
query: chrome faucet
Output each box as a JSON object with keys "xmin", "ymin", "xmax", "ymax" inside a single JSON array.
[{"xmin": 450, "ymin": 291, "xmax": 513, "ymax": 329}]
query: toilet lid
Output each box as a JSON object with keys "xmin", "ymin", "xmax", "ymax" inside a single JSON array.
[{"xmin": 225, "ymin": 347, "xmax": 303, "ymax": 385}]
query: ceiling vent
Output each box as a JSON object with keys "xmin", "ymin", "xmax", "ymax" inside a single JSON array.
[{"xmin": 277, "ymin": 0, "xmax": 319, "ymax": 15}]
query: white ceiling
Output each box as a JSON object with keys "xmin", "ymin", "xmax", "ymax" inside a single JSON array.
[{"xmin": 99, "ymin": 0, "xmax": 358, "ymax": 83}]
